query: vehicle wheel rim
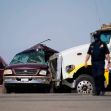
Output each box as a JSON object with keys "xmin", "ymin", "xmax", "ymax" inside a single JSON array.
[{"xmin": 77, "ymin": 80, "xmax": 93, "ymax": 94}]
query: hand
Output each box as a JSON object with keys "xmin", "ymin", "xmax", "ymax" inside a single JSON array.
[
  {"xmin": 107, "ymin": 63, "xmax": 111, "ymax": 71},
  {"xmin": 84, "ymin": 54, "xmax": 90, "ymax": 68},
  {"xmin": 84, "ymin": 62, "xmax": 88, "ymax": 68}
]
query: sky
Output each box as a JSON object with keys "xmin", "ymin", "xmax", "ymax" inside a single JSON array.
[{"xmin": 0, "ymin": 0, "xmax": 111, "ymax": 63}]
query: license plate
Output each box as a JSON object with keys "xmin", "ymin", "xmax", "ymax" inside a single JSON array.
[{"xmin": 21, "ymin": 78, "xmax": 28, "ymax": 82}]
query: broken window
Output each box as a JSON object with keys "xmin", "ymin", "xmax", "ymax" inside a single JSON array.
[{"xmin": 10, "ymin": 49, "xmax": 47, "ymax": 65}]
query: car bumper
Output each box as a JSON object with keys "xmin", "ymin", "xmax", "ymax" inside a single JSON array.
[
  {"xmin": 4, "ymin": 76, "xmax": 51, "ymax": 85},
  {"xmin": 3, "ymin": 76, "xmax": 51, "ymax": 93}
]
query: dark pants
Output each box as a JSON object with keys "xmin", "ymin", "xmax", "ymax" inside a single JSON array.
[{"xmin": 92, "ymin": 61, "xmax": 105, "ymax": 93}]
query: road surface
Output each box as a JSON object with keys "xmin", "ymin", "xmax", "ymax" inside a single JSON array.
[{"xmin": 0, "ymin": 93, "xmax": 111, "ymax": 111}]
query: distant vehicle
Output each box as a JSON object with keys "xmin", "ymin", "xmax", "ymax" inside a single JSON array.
[
  {"xmin": 0, "ymin": 56, "xmax": 7, "ymax": 85},
  {"xmin": 49, "ymin": 24, "xmax": 111, "ymax": 95},
  {"xmin": 3, "ymin": 44, "xmax": 58, "ymax": 93}
]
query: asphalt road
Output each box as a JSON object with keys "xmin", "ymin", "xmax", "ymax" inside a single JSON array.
[{"xmin": 0, "ymin": 93, "xmax": 111, "ymax": 111}]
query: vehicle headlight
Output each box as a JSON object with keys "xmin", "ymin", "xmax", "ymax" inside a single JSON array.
[
  {"xmin": 4, "ymin": 69, "xmax": 13, "ymax": 75},
  {"xmin": 66, "ymin": 65, "xmax": 75, "ymax": 73},
  {"xmin": 39, "ymin": 70, "xmax": 47, "ymax": 76}
]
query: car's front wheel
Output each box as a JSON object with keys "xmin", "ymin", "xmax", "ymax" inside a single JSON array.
[{"xmin": 76, "ymin": 74, "xmax": 96, "ymax": 95}]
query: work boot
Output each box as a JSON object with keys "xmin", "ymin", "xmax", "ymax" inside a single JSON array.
[
  {"xmin": 100, "ymin": 91, "xmax": 105, "ymax": 96},
  {"xmin": 92, "ymin": 91, "xmax": 100, "ymax": 96}
]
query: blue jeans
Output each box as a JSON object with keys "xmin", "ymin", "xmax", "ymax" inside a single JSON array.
[{"xmin": 92, "ymin": 61, "xmax": 105, "ymax": 93}]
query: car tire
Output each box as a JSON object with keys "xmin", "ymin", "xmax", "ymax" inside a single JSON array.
[
  {"xmin": 0, "ymin": 78, "xmax": 3, "ymax": 85},
  {"xmin": 76, "ymin": 74, "xmax": 96, "ymax": 95},
  {"xmin": 49, "ymin": 82, "xmax": 60, "ymax": 93},
  {"xmin": 3, "ymin": 85, "xmax": 12, "ymax": 94},
  {"xmin": 49, "ymin": 82, "xmax": 55, "ymax": 93}
]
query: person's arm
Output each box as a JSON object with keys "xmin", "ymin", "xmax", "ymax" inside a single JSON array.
[
  {"xmin": 104, "ymin": 43, "xmax": 110, "ymax": 63},
  {"xmin": 104, "ymin": 43, "xmax": 110, "ymax": 69},
  {"xmin": 106, "ymin": 54, "xmax": 110, "ymax": 63},
  {"xmin": 105, "ymin": 54, "xmax": 111, "ymax": 71},
  {"xmin": 85, "ymin": 54, "xmax": 90, "ymax": 68},
  {"xmin": 85, "ymin": 44, "xmax": 92, "ymax": 68}
]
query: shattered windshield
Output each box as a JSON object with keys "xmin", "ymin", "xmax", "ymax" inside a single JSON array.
[{"xmin": 10, "ymin": 50, "xmax": 47, "ymax": 65}]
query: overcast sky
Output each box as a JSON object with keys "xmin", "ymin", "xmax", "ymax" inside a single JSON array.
[{"xmin": 0, "ymin": 0, "xmax": 111, "ymax": 63}]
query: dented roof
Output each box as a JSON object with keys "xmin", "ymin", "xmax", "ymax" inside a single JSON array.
[{"xmin": 18, "ymin": 44, "xmax": 58, "ymax": 56}]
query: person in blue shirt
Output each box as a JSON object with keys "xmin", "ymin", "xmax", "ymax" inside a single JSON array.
[{"xmin": 85, "ymin": 34, "xmax": 110, "ymax": 95}]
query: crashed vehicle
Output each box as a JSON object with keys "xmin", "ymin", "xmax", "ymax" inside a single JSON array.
[
  {"xmin": 3, "ymin": 44, "xmax": 58, "ymax": 93},
  {"xmin": 0, "ymin": 56, "xmax": 7, "ymax": 85}
]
